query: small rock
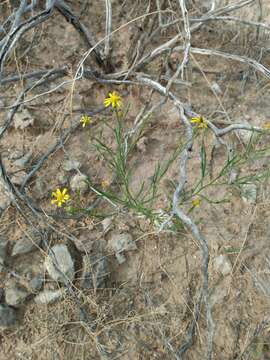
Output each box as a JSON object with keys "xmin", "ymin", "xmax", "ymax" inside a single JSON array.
[
  {"xmin": 0, "ymin": 238, "xmax": 7, "ymax": 272},
  {"xmin": 12, "ymin": 230, "xmax": 42, "ymax": 256},
  {"xmin": 57, "ymin": 174, "xmax": 68, "ymax": 185},
  {"xmin": 13, "ymin": 151, "xmax": 32, "ymax": 168},
  {"xmin": 0, "ymin": 304, "xmax": 17, "ymax": 328},
  {"xmin": 102, "ymin": 217, "xmax": 113, "ymax": 234},
  {"xmin": 34, "ymin": 289, "xmax": 65, "ymax": 305},
  {"xmin": 13, "ymin": 108, "xmax": 34, "ymax": 130},
  {"xmin": 29, "ymin": 276, "xmax": 43, "ymax": 292},
  {"xmin": 213, "ymin": 255, "xmax": 232, "ymax": 276},
  {"xmin": 63, "ymin": 159, "xmax": 81, "ymax": 171},
  {"xmin": 45, "ymin": 244, "xmax": 74, "ymax": 284},
  {"xmin": 5, "ymin": 285, "xmax": 29, "ymax": 306},
  {"xmin": 241, "ymin": 183, "xmax": 257, "ymax": 204},
  {"xmin": 80, "ymin": 254, "xmax": 108, "ymax": 289},
  {"xmin": 108, "ymin": 233, "xmax": 137, "ymax": 264},
  {"xmin": 70, "ymin": 173, "xmax": 88, "ymax": 194},
  {"xmin": 228, "ymin": 169, "xmax": 238, "ymax": 185},
  {"xmin": 10, "ymin": 171, "xmax": 27, "ymax": 186},
  {"xmin": 0, "ymin": 178, "xmax": 14, "ymax": 212},
  {"xmin": 211, "ymin": 82, "xmax": 222, "ymax": 95}
]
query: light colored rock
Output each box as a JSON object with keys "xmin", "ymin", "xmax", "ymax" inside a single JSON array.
[
  {"xmin": 34, "ymin": 289, "xmax": 65, "ymax": 305},
  {"xmin": 13, "ymin": 151, "xmax": 32, "ymax": 167},
  {"xmin": 12, "ymin": 230, "xmax": 42, "ymax": 256},
  {"xmin": 241, "ymin": 183, "xmax": 257, "ymax": 204},
  {"xmin": 211, "ymin": 82, "xmax": 222, "ymax": 95},
  {"xmin": 45, "ymin": 244, "xmax": 74, "ymax": 283},
  {"xmin": 0, "ymin": 304, "xmax": 17, "ymax": 328},
  {"xmin": 5, "ymin": 285, "xmax": 29, "ymax": 306},
  {"xmin": 102, "ymin": 217, "xmax": 113, "ymax": 234},
  {"xmin": 63, "ymin": 159, "xmax": 81, "ymax": 171},
  {"xmin": 0, "ymin": 238, "xmax": 7, "ymax": 271},
  {"xmin": 213, "ymin": 255, "xmax": 232, "ymax": 276},
  {"xmin": 80, "ymin": 254, "xmax": 108, "ymax": 289},
  {"xmin": 108, "ymin": 233, "xmax": 137, "ymax": 264},
  {"xmin": 29, "ymin": 276, "xmax": 43, "ymax": 292},
  {"xmin": 70, "ymin": 173, "xmax": 88, "ymax": 194},
  {"xmin": 13, "ymin": 108, "xmax": 34, "ymax": 130},
  {"xmin": 0, "ymin": 178, "xmax": 14, "ymax": 212}
]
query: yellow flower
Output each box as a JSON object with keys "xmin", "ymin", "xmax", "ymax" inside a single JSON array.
[
  {"xmin": 101, "ymin": 179, "xmax": 110, "ymax": 189},
  {"xmin": 190, "ymin": 116, "xmax": 208, "ymax": 129},
  {"xmin": 80, "ymin": 115, "xmax": 92, "ymax": 128},
  {"xmin": 104, "ymin": 91, "xmax": 122, "ymax": 109},
  {"xmin": 51, "ymin": 188, "xmax": 70, "ymax": 207},
  {"xmin": 191, "ymin": 198, "xmax": 201, "ymax": 207},
  {"xmin": 263, "ymin": 122, "xmax": 270, "ymax": 129}
]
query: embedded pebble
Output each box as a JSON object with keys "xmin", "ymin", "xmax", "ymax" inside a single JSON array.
[
  {"xmin": 34, "ymin": 289, "xmax": 65, "ymax": 305},
  {"xmin": 63, "ymin": 159, "xmax": 81, "ymax": 171},
  {"xmin": 45, "ymin": 244, "xmax": 74, "ymax": 284},
  {"xmin": 108, "ymin": 233, "xmax": 137, "ymax": 264},
  {"xmin": 0, "ymin": 304, "xmax": 17, "ymax": 328},
  {"xmin": 13, "ymin": 151, "xmax": 32, "ymax": 167},
  {"xmin": 13, "ymin": 108, "xmax": 34, "ymax": 130},
  {"xmin": 70, "ymin": 173, "xmax": 88, "ymax": 194},
  {"xmin": 5, "ymin": 285, "xmax": 29, "ymax": 307},
  {"xmin": 0, "ymin": 237, "xmax": 7, "ymax": 272},
  {"xmin": 12, "ymin": 230, "xmax": 42, "ymax": 256},
  {"xmin": 213, "ymin": 255, "xmax": 232, "ymax": 276}
]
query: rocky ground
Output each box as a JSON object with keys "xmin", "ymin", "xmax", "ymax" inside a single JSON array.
[{"xmin": 1, "ymin": 1, "xmax": 270, "ymax": 359}]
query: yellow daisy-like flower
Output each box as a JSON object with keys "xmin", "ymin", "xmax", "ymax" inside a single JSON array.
[
  {"xmin": 101, "ymin": 179, "xmax": 110, "ymax": 189},
  {"xmin": 263, "ymin": 122, "xmax": 270, "ymax": 129},
  {"xmin": 191, "ymin": 198, "xmax": 201, "ymax": 207},
  {"xmin": 80, "ymin": 115, "xmax": 92, "ymax": 128},
  {"xmin": 51, "ymin": 188, "xmax": 70, "ymax": 207},
  {"xmin": 104, "ymin": 91, "xmax": 122, "ymax": 109},
  {"xmin": 190, "ymin": 116, "xmax": 208, "ymax": 129}
]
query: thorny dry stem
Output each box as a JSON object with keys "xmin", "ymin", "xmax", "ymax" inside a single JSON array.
[{"xmin": 0, "ymin": 0, "xmax": 269, "ymax": 358}]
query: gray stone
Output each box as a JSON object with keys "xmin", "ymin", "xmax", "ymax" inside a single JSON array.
[
  {"xmin": 5, "ymin": 285, "xmax": 29, "ymax": 306},
  {"xmin": 0, "ymin": 238, "xmax": 7, "ymax": 272},
  {"xmin": 213, "ymin": 255, "xmax": 232, "ymax": 276},
  {"xmin": 29, "ymin": 276, "xmax": 43, "ymax": 292},
  {"xmin": 45, "ymin": 244, "xmax": 74, "ymax": 284},
  {"xmin": 211, "ymin": 82, "xmax": 222, "ymax": 95},
  {"xmin": 63, "ymin": 159, "xmax": 81, "ymax": 171},
  {"xmin": 34, "ymin": 289, "xmax": 65, "ymax": 305},
  {"xmin": 0, "ymin": 304, "xmax": 17, "ymax": 328},
  {"xmin": 80, "ymin": 254, "xmax": 108, "ymax": 289},
  {"xmin": 13, "ymin": 151, "xmax": 32, "ymax": 167},
  {"xmin": 0, "ymin": 178, "xmax": 14, "ymax": 212},
  {"xmin": 13, "ymin": 108, "xmax": 34, "ymax": 130},
  {"xmin": 12, "ymin": 230, "xmax": 42, "ymax": 256},
  {"xmin": 108, "ymin": 233, "xmax": 137, "ymax": 264},
  {"xmin": 70, "ymin": 173, "xmax": 88, "ymax": 194},
  {"xmin": 102, "ymin": 217, "xmax": 113, "ymax": 234}
]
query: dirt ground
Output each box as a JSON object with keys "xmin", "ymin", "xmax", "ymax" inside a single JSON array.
[{"xmin": 1, "ymin": 1, "xmax": 270, "ymax": 359}]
